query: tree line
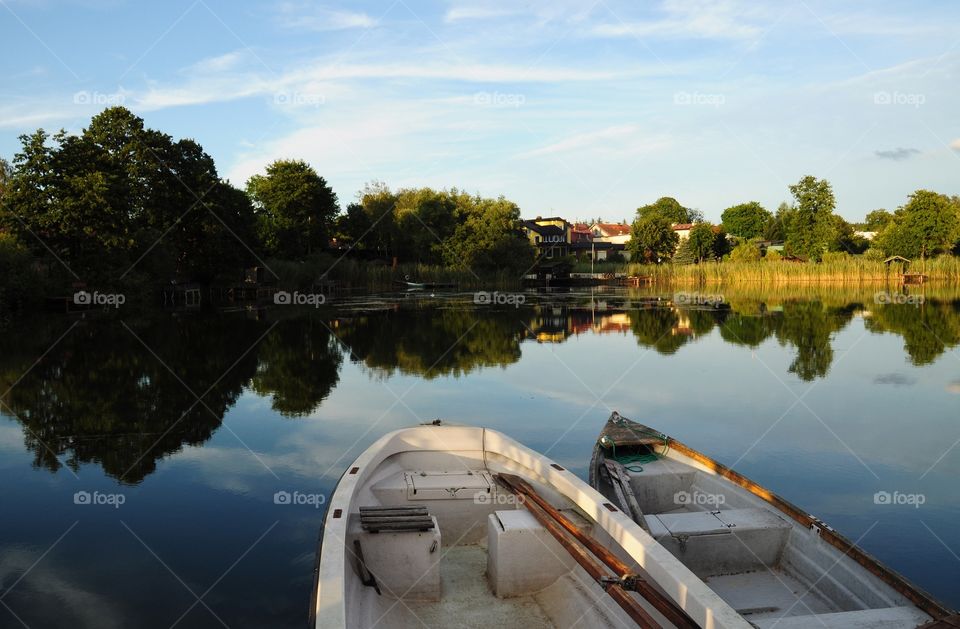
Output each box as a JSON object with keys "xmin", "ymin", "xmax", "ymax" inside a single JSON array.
[
  {"xmin": 626, "ymin": 176, "xmax": 960, "ymax": 264},
  {"xmin": 0, "ymin": 107, "xmax": 534, "ymax": 305}
]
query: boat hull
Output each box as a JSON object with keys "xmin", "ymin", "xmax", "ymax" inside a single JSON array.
[{"xmin": 590, "ymin": 412, "xmax": 950, "ymax": 628}]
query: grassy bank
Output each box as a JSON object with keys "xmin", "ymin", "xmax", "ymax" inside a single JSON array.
[
  {"xmin": 620, "ymin": 255, "xmax": 960, "ymax": 284},
  {"xmin": 266, "ymin": 256, "xmax": 523, "ymax": 292}
]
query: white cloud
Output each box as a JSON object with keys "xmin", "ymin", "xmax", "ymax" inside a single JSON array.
[
  {"xmin": 591, "ymin": 0, "xmax": 764, "ymax": 40},
  {"xmin": 518, "ymin": 125, "xmax": 670, "ymax": 158},
  {"xmin": 444, "ymin": 6, "xmax": 517, "ymax": 23},
  {"xmin": 950, "ymin": 138, "xmax": 960, "ymax": 151},
  {"xmin": 275, "ymin": 3, "xmax": 375, "ymax": 31}
]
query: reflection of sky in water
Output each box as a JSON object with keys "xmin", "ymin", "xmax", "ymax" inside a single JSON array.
[{"xmin": 0, "ymin": 296, "xmax": 958, "ymax": 627}]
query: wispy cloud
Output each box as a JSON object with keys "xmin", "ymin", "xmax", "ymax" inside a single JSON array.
[
  {"xmin": 950, "ymin": 138, "xmax": 960, "ymax": 151},
  {"xmin": 591, "ymin": 0, "xmax": 764, "ymax": 40},
  {"xmin": 444, "ymin": 6, "xmax": 517, "ymax": 23},
  {"xmin": 275, "ymin": 2, "xmax": 375, "ymax": 31},
  {"xmin": 518, "ymin": 125, "xmax": 670, "ymax": 159},
  {"xmin": 875, "ymin": 147, "xmax": 921, "ymax": 161}
]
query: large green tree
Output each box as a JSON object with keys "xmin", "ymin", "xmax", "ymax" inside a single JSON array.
[
  {"xmin": 721, "ymin": 202, "xmax": 771, "ymax": 239},
  {"xmin": 636, "ymin": 197, "xmax": 700, "ymax": 224},
  {"xmin": 864, "ymin": 209, "xmax": 894, "ymax": 231},
  {"xmin": 687, "ymin": 222, "xmax": 717, "ymax": 262},
  {"xmin": 764, "ymin": 202, "xmax": 794, "ymax": 241},
  {"xmin": 876, "ymin": 190, "xmax": 960, "ymax": 265},
  {"xmin": 247, "ymin": 159, "xmax": 339, "ymax": 258},
  {"xmin": 628, "ymin": 215, "xmax": 678, "ymax": 263},
  {"xmin": 785, "ymin": 176, "xmax": 836, "ymax": 261},
  {"xmin": 442, "ymin": 194, "xmax": 533, "ymax": 272},
  {"xmin": 2, "ymin": 108, "xmax": 255, "ymax": 281},
  {"xmin": 830, "ymin": 216, "xmax": 869, "ymax": 254}
]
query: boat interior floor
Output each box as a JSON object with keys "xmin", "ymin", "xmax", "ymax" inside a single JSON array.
[
  {"xmin": 597, "ymin": 455, "xmax": 932, "ymax": 628},
  {"xmin": 385, "ymin": 544, "xmax": 557, "ymax": 629}
]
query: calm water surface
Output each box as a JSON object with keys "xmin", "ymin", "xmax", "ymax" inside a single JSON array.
[{"xmin": 1, "ymin": 285, "xmax": 958, "ymax": 627}]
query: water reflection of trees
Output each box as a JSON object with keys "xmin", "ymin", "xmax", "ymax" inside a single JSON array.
[
  {"xmin": 629, "ymin": 308, "xmax": 724, "ymax": 355},
  {"xmin": 0, "ymin": 316, "xmax": 263, "ymax": 483},
  {"xmin": 1, "ymin": 295, "xmax": 958, "ymax": 482},
  {"xmin": 865, "ymin": 299, "xmax": 960, "ymax": 366},
  {"xmin": 251, "ymin": 318, "xmax": 343, "ymax": 416},
  {"xmin": 627, "ymin": 300, "xmax": 861, "ymax": 380},
  {"xmin": 333, "ymin": 308, "xmax": 527, "ymax": 378}
]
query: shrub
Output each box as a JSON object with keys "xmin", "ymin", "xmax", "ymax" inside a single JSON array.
[{"xmin": 730, "ymin": 243, "xmax": 761, "ymax": 262}]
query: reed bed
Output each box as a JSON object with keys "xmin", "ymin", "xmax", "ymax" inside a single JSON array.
[
  {"xmin": 267, "ymin": 256, "xmax": 522, "ymax": 292},
  {"xmin": 624, "ymin": 255, "xmax": 960, "ymax": 284}
]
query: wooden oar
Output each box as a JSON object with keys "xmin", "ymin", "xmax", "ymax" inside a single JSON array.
[
  {"xmin": 604, "ymin": 459, "xmax": 650, "ymax": 533},
  {"xmin": 499, "ymin": 476, "xmax": 662, "ymax": 627},
  {"xmin": 498, "ymin": 473, "xmax": 699, "ymax": 629}
]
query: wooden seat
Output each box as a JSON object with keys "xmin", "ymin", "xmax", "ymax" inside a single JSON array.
[{"xmin": 359, "ymin": 505, "xmax": 435, "ymax": 533}]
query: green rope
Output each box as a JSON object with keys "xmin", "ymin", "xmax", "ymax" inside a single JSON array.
[{"xmin": 602, "ymin": 417, "xmax": 670, "ymax": 473}]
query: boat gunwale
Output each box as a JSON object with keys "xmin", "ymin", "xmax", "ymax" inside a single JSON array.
[{"xmin": 592, "ymin": 413, "xmax": 953, "ymax": 622}]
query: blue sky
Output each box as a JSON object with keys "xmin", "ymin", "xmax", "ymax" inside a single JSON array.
[{"xmin": 1, "ymin": 0, "xmax": 958, "ymax": 222}]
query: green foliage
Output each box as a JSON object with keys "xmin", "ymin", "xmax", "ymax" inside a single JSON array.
[
  {"xmin": 764, "ymin": 202, "xmax": 794, "ymax": 241},
  {"xmin": 628, "ymin": 215, "xmax": 678, "ymax": 263},
  {"xmin": 347, "ymin": 183, "xmax": 533, "ymax": 272},
  {"xmin": 785, "ymin": 176, "xmax": 836, "ymax": 261},
  {"xmin": 864, "ymin": 209, "xmax": 893, "ymax": 231},
  {"xmin": 672, "ymin": 238, "xmax": 695, "ymax": 265},
  {"xmin": 333, "ymin": 202, "xmax": 372, "ymax": 248},
  {"xmin": 2, "ymin": 107, "xmax": 257, "ymax": 282},
  {"xmin": 0, "ymin": 157, "xmax": 10, "ymax": 200},
  {"xmin": 730, "ymin": 242, "xmax": 762, "ymax": 262},
  {"xmin": 356, "ymin": 181, "xmax": 398, "ymax": 257},
  {"xmin": 875, "ymin": 190, "xmax": 960, "ymax": 262},
  {"xmin": 830, "ymin": 216, "xmax": 869, "ymax": 254},
  {"xmin": 443, "ymin": 195, "xmax": 534, "ymax": 273},
  {"xmin": 687, "ymin": 222, "xmax": 716, "ymax": 262},
  {"xmin": 247, "ymin": 159, "xmax": 338, "ymax": 258},
  {"xmin": 721, "ymin": 202, "xmax": 771, "ymax": 239},
  {"xmin": 636, "ymin": 197, "xmax": 696, "ymax": 224},
  {"xmin": 0, "ymin": 234, "xmax": 39, "ymax": 310}
]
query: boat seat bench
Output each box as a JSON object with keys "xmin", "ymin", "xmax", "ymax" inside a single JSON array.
[
  {"xmin": 645, "ymin": 508, "xmax": 792, "ymax": 577},
  {"xmin": 350, "ymin": 506, "xmax": 441, "ymax": 601},
  {"xmin": 359, "ymin": 505, "xmax": 435, "ymax": 532},
  {"xmin": 749, "ymin": 606, "xmax": 930, "ymax": 628}
]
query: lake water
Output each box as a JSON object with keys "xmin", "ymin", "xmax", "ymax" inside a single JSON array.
[{"xmin": 1, "ymin": 285, "xmax": 958, "ymax": 627}]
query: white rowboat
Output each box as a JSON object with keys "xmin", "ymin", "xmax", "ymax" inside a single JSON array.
[
  {"xmin": 589, "ymin": 412, "xmax": 954, "ymax": 629},
  {"xmin": 310, "ymin": 418, "xmax": 954, "ymax": 628}
]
